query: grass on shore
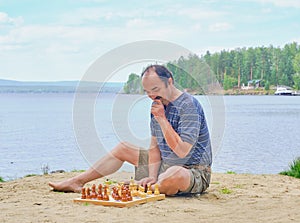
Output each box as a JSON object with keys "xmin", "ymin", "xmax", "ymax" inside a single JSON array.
[
  {"xmin": 0, "ymin": 176, "xmax": 4, "ymax": 182},
  {"xmin": 280, "ymin": 157, "xmax": 300, "ymax": 178}
]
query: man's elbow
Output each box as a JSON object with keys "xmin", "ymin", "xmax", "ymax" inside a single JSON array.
[{"xmin": 176, "ymin": 142, "xmax": 193, "ymax": 158}]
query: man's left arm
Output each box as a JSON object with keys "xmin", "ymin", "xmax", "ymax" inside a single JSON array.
[{"xmin": 151, "ymin": 100, "xmax": 193, "ymax": 158}]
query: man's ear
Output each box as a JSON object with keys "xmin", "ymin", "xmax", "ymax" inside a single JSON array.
[{"xmin": 168, "ymin": 77, "xmax": 173, "ymax": 86}]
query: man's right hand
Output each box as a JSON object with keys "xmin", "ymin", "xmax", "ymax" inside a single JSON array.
[{"xmin": 137, "ymin": 177, "xmax": 157, "ymax": 188}]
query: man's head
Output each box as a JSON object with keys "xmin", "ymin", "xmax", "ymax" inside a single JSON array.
[
  {"xmin": 141, "ymin": 65, "xmax": 174, "ymax": 86},
  {"xmin": 141, "ymin": 65, "xmax": 175, "ymax": 101}
]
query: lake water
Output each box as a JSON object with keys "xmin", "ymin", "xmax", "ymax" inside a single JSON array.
[{"xmin": 0, "ymin": 93, "xmax": 299, "ymax": 180}]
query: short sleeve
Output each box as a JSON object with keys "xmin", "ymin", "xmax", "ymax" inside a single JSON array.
[{"xmin": 177, "ymin": 101, "xmax": 202, "ymax": 145}]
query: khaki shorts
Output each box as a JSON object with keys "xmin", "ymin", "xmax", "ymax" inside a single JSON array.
[{"xmin": 135, "ymin": 149, "xmax": 211, "ymax": 194}]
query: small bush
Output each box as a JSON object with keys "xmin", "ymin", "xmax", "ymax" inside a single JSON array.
[
  {"xmin": 0, "ymin": 176, "xmax": 5, "ymax": 182},
  {"xmin": 280, "ymin": 157, "xmax": 300, "ymax": 178},
  {"xmin": 220, "ymin": 187, "xmax": 232, "ymax": 194},
  {"xmin": 71, "ymin": 169, "xmax": 85, "ymax": 173},
  {"xmin": 25, "ymin": 174, "xmax": 38, "ymax": 178}
]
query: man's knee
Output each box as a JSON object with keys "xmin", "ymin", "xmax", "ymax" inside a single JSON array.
[
  {"xmin": 112, "ymin": 141, "xmax": 139, "ymax": 164},
  {"xmin": 112, "ymin": 142, "xmax": 125, "ymax": 155},
  {"xmin": 159, "ymin": 167, "xmax": 189, "ymax": 189}
]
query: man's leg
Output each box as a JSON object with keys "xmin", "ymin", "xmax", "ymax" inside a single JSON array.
[
  {"xmin": 48, "ymin": 142, "xmax": 140, "ymax": 192},
  {"xmin": 134, "ymin": 148, "xmax": 149, "ymax": 181},
  {"xmin": 156, "ymin": 166, "xmax": 191, "ymax": 195}
]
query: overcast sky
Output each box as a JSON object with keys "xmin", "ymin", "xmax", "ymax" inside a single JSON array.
[{"xmin": 0, "ymin": 0, "xmax": 299, "ymax": 82}]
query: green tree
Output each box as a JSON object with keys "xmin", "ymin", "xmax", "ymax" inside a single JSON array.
[
  {"xmin": 223, "ymin": 74, "xmax": 237, "ymax": 90},
  {"xmin": 123, "ymin": 73, "xmax": 142, "ymax": 94},
  {"xmin": 124, "ymin": 42, "xmax": 300, "ymax": 93},
  {"xmin": 278, "ymin": 43, "xmax": 298, "ymax": 86},
  {"xmin": 264, "ymin": 81, "xmax": 270, "ymax": 90},
  {"xmin": 293, "ymin": 74, "xmax": 300, "ymax": 90},
  {"xmin": 293, "ymin": 53, "xmax": 300, "ymax": 73},
  {"xmin": 270, "ymin": 46, "xmax": 281, "ymax": 85}
]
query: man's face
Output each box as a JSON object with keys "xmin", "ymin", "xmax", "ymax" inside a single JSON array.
[{"xmin": 142, "ymin": 71, "xmax": 171, "ymax": 102}]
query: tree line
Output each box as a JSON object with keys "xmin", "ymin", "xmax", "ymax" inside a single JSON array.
[
  {"xmin": 123, "ymin": 42, "xmax": 300, "ymax": 94},
  {"xmin": 203, "ymin": 42, "xmax": 300, "ymax": 90}
]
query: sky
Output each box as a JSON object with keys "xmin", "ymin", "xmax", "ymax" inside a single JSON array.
[{"xmin": 0, "ymin": 0, "xmax": 300, "ymax": 82}]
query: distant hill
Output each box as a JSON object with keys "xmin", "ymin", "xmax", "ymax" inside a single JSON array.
[{"xmin": 0, "ymin": 79, "xmax": 124, "ymax": 93}]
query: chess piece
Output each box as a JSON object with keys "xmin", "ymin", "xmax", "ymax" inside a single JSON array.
[
  {"xmin": 97, "ymin": 193, "xmax": 103, "ymax": 200},
  {"xmin": 86, "ymin": 188, "xmax": 91, "ymax": 199},
  {"xmin": 105, "ymin": 179, "xmax": 110, "ymax": 194},
  {"xmin": 138, "ymin": 186, "xmax": 146, "ymax": 198},
  {"xmin": 139, "ymin": 185, "xmax": 144, "ymax": 193},
  {"xmin": 91, "ymin": 184, "xmax": 97, "ymax": 199},
  {"xmin": 131, "ymin": 184, "xmax": 138, "ymax": 197},
  {"xmin": 147, "ymin": 184, "xmax": 152, "ymax": 195},
  {"xmin": 103, "ymin": 185, "xmax": 109, "ymax": 201},
  {"xmin": 126, "ymin": 190, "xmax": 132, "ymax": 201},
  {"xmin": 97, "ymin": 184, "xmax": 103, "ymax": 200},
  {"xmin": 98, "ymin": 184, "xmax": 103, "ymax": 192},
  {"xmin": 121, "ymin": 189, "xmax": 127, "ymax": 202},
  {"xmin": 129, "ymin": 177, "xmax": 134, "ymax": 191},
  {"xmin": 154, "ymin": 184, "xmax": 160, "ymax": 195},
  {"xmin": 117, "ymin": 184, "xmax": 122, "ymax": 197},
  {"xmin": 114, "ymin": 187, "xmax": 121, "ymax": 201},
  {"xmin": 111, "ymin": 187, "xmax": 116, "ymax": 199},
  {"xmin": 130, "ymin": 177, "xmax": 134, "ymax": 185},
  {"xmin": 112, "ymin": 187, "xmax": 120, "ymax": 200},
  {"xmin": 81, "ymin": 188, "xmax": 86, "ymax": 199}
]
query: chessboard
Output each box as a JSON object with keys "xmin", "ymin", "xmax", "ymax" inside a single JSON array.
[{"xmin": 73, "ymin": 179, "xmax": 166, "ymax": 208}]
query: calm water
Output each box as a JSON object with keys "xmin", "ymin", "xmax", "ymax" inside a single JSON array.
[{"xmin": 0, "ymin": 93, "xmax": 299, "ymax": 180}]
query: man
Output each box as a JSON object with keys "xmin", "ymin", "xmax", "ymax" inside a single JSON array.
[{"xmin": 49, "ymin": 65, "xmax": 212, "ymax": 195}]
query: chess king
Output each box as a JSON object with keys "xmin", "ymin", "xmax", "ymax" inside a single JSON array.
[{"xmin": 49, "ymin": 65, "xmax": 212, "ymax": 196}]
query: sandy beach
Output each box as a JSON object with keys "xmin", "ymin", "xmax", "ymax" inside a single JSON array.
[{"xmin": 1, "ymin": 171, "xmax": 299, "ymax": 223}]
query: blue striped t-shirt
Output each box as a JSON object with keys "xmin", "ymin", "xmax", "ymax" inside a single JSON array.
[{"xmin": 150, "ymin": 92, "xmax": 212, "ymax": 167}]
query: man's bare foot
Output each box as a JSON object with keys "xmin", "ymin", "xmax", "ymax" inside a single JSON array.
[{"xmin": 48, "ymin": 178, "xmax": 83, "ymax": 193}]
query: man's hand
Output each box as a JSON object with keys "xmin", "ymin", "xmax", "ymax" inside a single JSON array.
[
  {"xmin": 151, "ymin": 99, "xmax": 165, "ymax": 119},
  {"xmin": 137, "ymin": 177, "xmax": 157, "ymax": 188}
]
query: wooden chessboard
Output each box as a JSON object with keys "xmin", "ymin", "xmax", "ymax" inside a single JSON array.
[{"xmin": 73, "ymin": 194, "xmax": 165, "ymax": 208}]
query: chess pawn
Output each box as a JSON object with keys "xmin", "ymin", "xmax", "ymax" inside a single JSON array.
[
  {"xmin": 140, "ymin": 185, "xmax": 145, "ymax": 193},
  {"xmin": 114, "ymin": 188, "xmax": 121, "ymax": 201},
  {"xmin": 139, "ymin": 186, "xmax": 146, "ymax": 198},
  {"xmin": 103, "ymin": 186, "xmax": 109, "ymax": 201},
  {"xmin": 112, "ymin": 187, "xmax": 119, "ymax": 200},
  {"xmin": 121, "ymin": 189, "xmax": 127, "ymax": 202},
  {"xmin": 97, "ymin": 184, "xmax": 103, "ymax": 200},
  {"xmin": 91, "ymin": 184, "xmax": 97, "ymax": 199},
  {"xmin": 154, "ymin": 184, "xmax": 160, "ymax": 195},
  {"xmin": 111, "ymin": 187, "xmax": 115, "ymax": 199},
  {"xmin": 98, "ymin": 184, "xmax": 103, "ymax": 193},
  {"xmin": 129, "ymin": 177, "xmax": 134, "ymax": 191},
  {"xmin": 86, "ymin": 188, "xmax": 91, "ymax": 199},
  {"xmin": 81, "ymin": 188, "xmax": 86, "ymax": 199},
  {"xmin": 97, "ymin": 193, "xmax": 103, "ymax": 200},
  {"xmin": 120, "ymin": 182, "xmax": 126, "ymax": 193},
  {"xmin": 105, "ymin": 179, "xmax": 110, "ymax": 194},
  {"xmin": 131, "ymin": 184, "xmax": 138, "ymax": 197},
  {"xmin": 117, "ymin": 184, "xmax": 122, "ymax": 197},
  {"xmin": 147, "ymin": 184, "xmax": 152, "ymax": 195},
  {"xmin": 126, "ymin": 190, "xmax": 132, "ymax": 201},
  {"xmin": 139, "ymin": 185, "xmax": 144, "ymax": 193}
]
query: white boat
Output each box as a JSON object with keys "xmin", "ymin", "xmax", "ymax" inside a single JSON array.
[{"xmin": 274, "ymin": 87, "xmax": 293, "ymax": 95}]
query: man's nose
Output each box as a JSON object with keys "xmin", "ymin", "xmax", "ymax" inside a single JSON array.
[{"xmin": 148, "ymin": 94, "xmax": 156, "ymax": 100}]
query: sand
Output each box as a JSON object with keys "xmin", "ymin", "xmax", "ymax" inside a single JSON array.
[{"xmin": 1, "ymin": 171, "xmax": 299, "ymax": 223}]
